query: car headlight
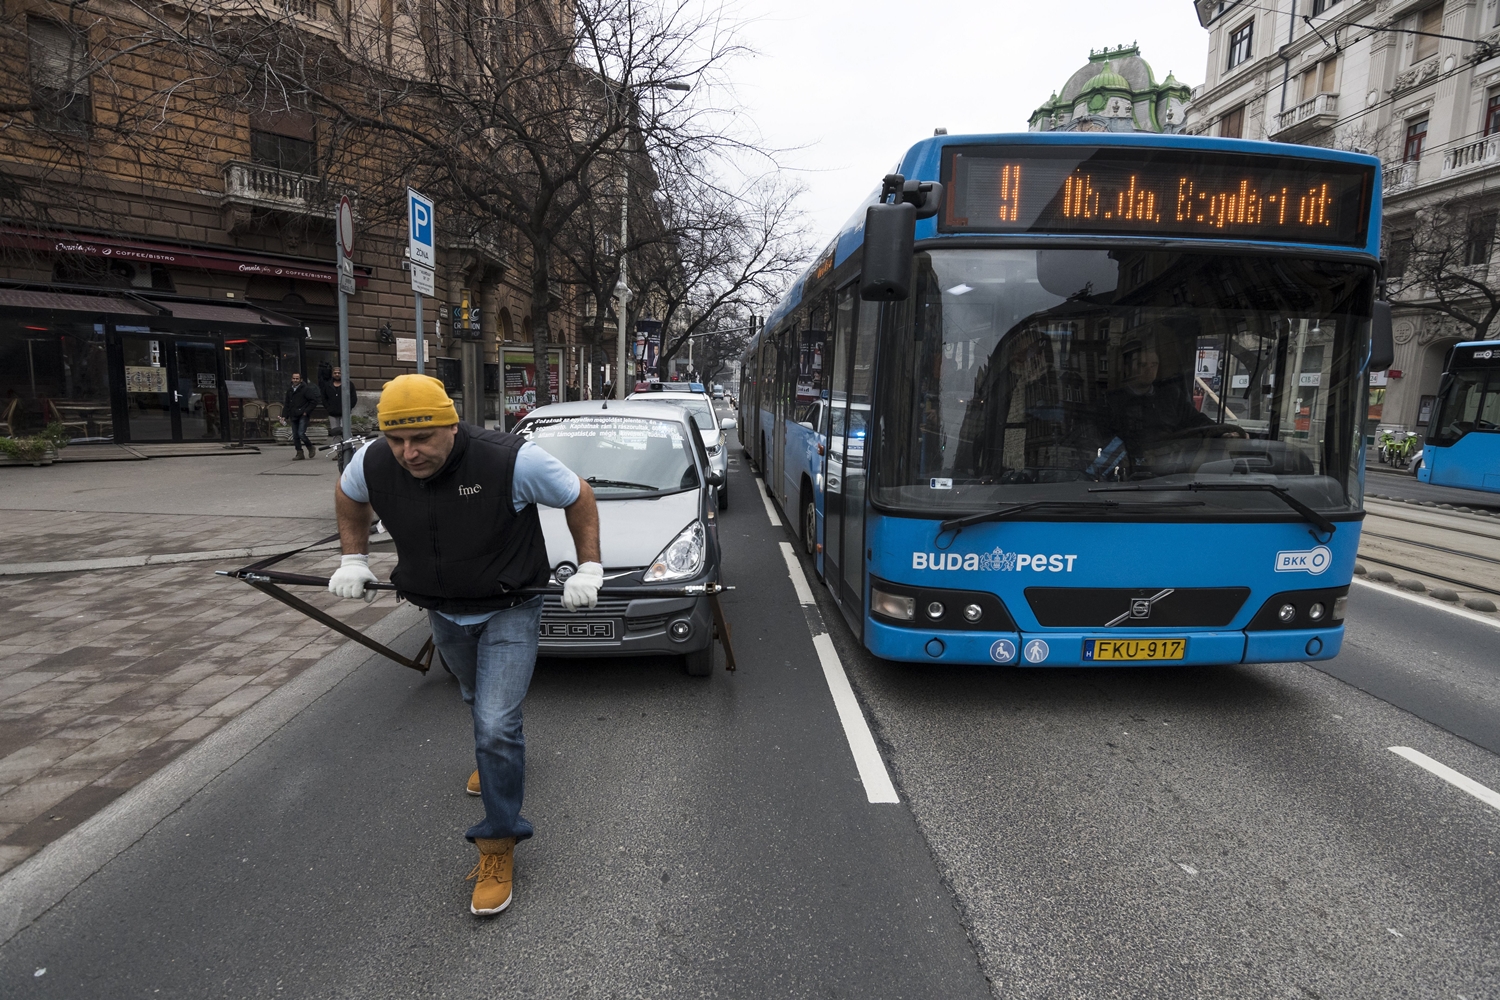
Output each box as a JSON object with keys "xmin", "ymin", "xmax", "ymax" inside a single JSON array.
[
  {"xmin": 706, "ymin": 441, "xmax": 723, "ymax": 458},
  {"xmin": 643, "ymin": 521, "xmax": 706, "ymax": 582}
]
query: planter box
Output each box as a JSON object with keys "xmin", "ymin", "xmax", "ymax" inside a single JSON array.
[{"xmin": 0, "ymin": 444, "xmax": 58, "ymax": 466}]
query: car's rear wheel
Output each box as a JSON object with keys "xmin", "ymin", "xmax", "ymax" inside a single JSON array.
[
  {"xmin": 683, "ymin": 631, "xmax": 717, "ymax": 677},
  {"xmin": 718, "ymin": 483, "xmax": 729, "ymax": 511}
]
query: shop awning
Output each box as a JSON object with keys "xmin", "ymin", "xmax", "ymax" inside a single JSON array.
[
  {"xmin": 0, "ymin": 228, "xmax": 372, "ymax": 287},
  {"xmin": 144, "ymin": 299, "xmax": 298, "ymax": 326},
  {"xmin": 0, "ymin": 288, "xmax": 153, "ymax": 313}
]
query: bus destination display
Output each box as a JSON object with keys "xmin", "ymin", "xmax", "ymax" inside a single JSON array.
[{"xmin": 939, "ymin": 146, "xmax": 1373, "ymax": 247}]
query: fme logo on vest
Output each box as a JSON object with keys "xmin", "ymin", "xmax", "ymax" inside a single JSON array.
[{"xmin": 459, "ymin": 483, "xmax": 483, "ymax": 496}]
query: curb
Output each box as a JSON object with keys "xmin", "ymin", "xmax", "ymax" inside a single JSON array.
[{"xmin": 0, "ymin": 603, "xmax": 426, "ymax": 948}]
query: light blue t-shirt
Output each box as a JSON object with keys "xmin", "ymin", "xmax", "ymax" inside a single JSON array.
[{"xmin": 340, "ymin": 436, "xmax": 582, "ymax": 624}]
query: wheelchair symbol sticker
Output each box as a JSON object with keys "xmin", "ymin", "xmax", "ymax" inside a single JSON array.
[
  {"xmin": 989, "ymin": 639, "xmax": 1017, "ymax": 663},
  {"xmin": 1023, "ymin": 639, "xmax": 1050, "ymax": 664}
]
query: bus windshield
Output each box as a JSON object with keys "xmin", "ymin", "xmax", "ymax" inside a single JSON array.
[{"xmin": 873, "ymin": 248, "xmax": 1374, "ymax": 517}]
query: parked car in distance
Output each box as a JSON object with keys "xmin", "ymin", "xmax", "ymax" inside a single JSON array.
[
  {"xmin": 627, "ymin": 391, "xmax": 735, "ymax": 509},
  {"xmin": 515, "ymin": 401, "xmax": 725, "ymax": 675}
]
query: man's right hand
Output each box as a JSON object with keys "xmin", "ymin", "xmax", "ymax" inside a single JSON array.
[{"xmin": 329, "ymin": 554, "xmax": 378, "ymax": 600}]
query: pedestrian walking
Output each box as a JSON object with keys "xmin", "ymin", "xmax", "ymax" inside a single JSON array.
[
  {"xmin": 281, "ymin": 373, "xmax": 320, "ymax": 459},
  {"xmin": 320, "ymin": 366, "xmax": 357, "ymax": 438},
  {"xmin": 327, "ymin": 374, "xmax": 603, "ymax": 917}
]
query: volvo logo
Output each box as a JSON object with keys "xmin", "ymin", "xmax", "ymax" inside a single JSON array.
[{"xmin": 1106, "ymin": 589, "xmax": 1174, "ymax": 627}]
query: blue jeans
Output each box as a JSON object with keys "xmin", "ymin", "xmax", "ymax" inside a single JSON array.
[
  {"xmin": 289, "ymin": 414, "xmax": 312, "ymax": 451},
  {"xmin": 427, "ymin": 597, "xmax": 544, "ymax": 843}
]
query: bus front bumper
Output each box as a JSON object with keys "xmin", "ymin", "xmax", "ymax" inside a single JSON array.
[{"xmin": 864, "ymin": 619, "xmax": 1344, "ymax": 666}]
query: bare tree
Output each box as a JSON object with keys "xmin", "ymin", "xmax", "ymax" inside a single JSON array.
[{"xmin": 1388, "ymin": 201, "xmax": 1500, "ymax": 340}]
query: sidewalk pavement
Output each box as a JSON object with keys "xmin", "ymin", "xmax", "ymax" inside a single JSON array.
[{"xmin": 0, "ymin": 446, "xmax": 404, "ymax": 877}]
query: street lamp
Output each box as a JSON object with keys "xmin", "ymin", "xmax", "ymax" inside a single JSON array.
[{"xmin": 614, "ymin": 80, "xmax": 690, "ymax": 399}]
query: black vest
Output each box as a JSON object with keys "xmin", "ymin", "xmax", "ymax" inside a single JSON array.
[{"xmin": 363, "ymin": 423, "xmax": 551, "ymax": 612}]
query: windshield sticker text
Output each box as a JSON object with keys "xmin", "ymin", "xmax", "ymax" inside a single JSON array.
[{"xmin": 913, "ymin": 548, "xmax": 1077, "ymax": 572}]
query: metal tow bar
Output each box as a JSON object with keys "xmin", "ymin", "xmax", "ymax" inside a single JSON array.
[{"xmin": 216, "ymin": 542, "xmax": 738, "ymax": 673}]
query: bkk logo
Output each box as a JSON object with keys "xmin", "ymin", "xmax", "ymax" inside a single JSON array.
[
  {"xmin": 1274, "ymin": 545, "xmax": 1331, "ymax": 574},
  {"xmin": 913, "ymin": 547, "xmax": 1078, "ymax": 572}
]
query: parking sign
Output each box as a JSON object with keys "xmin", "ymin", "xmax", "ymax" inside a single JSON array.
[{"xmin": 407, "ymin": 188, "xmax": 435, "ymax": 269}]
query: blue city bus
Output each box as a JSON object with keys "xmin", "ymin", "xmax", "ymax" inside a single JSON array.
[
  {"xmin": 1416, "ymin": 340, "xmax": 1500, "ymax": 492},
  {"xmin": 740, "ymin": 131, "xmax": 1391, "ymax": 667}
]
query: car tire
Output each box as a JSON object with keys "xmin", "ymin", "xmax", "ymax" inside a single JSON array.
[
  {"xmin": 683, "ymin": 633, "xmax": 717, "ymax": 677},
  {"xmin": 718, "ymin": 484, "xmax": 728, "ymax": 511}
]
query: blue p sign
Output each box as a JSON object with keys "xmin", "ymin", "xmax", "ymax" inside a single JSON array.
[{"xmin": 407, "ymin": 188, "xmax": 435, "ymax": 269}]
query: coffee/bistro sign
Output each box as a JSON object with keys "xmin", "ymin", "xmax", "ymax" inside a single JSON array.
[{"xmin": 125, "ymin": 366, "xmax": 168, "ymax": 393}]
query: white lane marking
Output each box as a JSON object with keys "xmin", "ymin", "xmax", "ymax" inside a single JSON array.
[
  {"xmin": 779, "ymin": 541, "xmax": 816, "ymax": 605},
  {"xmin": 812, "ymin": 633, "xmax": 900, "ymax": 804},
  {"xmin": 1351, "ymin": 579, "xmax": 1500, "ymax": 632},
  {"xmin": 756, "ymin": 475, "xmax": 782, "ymax": 527},
  {"xmin": 776, "ymin": 539, "xmax": 898, "ymax": 803},
  {"xmin": 1388, "ymin": 746, "xmax": 1500, "ymax": 813}
]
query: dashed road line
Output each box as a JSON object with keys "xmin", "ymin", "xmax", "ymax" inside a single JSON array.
[
  {"xmin": 1388, "ymin": 746, "xmax": 1500, "ymax": 813},
  {"xmin": 778, "ymin": 541, "xmax": 899, "ymax": 804}
]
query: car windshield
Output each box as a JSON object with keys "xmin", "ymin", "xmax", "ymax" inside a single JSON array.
[
  {"xmin": 517, "ymin": 414, "xmax": 700, "ymax": 496},
  {"xmin": 873, "ymin": 248, "xmax": 1374, "ymax": 518},
  {"xmin": 630, "ymin": 394, "xmax": 718, "ymax": 434}
]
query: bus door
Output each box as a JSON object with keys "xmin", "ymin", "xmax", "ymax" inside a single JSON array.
[
  {"xmin": 823, "ymin": 286, "xmax": 856, "ymax": 598},
  {"xmin": 840, "ymin": 297, "xmax": 880, "ymax": 619},
  {"xmin": 772, "ymin": 327, "xmax": 792, "ymax": 505}
]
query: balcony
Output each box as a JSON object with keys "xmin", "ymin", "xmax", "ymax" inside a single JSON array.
[
  {"xmin": 1271, "ymin": 93, "xmax": 1338, "ymax": 143},
  {"xmin": 1441, "ymin": 137, "xmax": 1500, "ymax": 179},
  {"xmin": 223, "ymin": 160, "xmax": 330, "ymax": 215},
  {"xmin": 1384, "ymin": 160, "xmax": 1419, "ymax": 196}
]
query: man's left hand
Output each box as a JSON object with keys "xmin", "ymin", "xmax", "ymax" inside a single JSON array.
[{"xmin": 562, "ymin": 562, "xmax": 604, "ymax": 611}]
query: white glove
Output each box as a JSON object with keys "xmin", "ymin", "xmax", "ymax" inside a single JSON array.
[
  {"xmin": 329, "ymin": 554, "xmax": 379, "ymax": 601},
  {"xmin": 561, "ymin": 561, "xmax": 604, "ymax": 611}
]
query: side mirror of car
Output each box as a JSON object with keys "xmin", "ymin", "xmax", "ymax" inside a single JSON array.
[
  {"xmin": 720, "ymin": 416, "xmax": 737, "ymax": 430},
  {"xmin": 707, "ymin": 471, "xmax": 724, "ymax": 487}
]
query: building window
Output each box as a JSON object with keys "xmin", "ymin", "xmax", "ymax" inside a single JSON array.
[
  {"xmin": 250, "ymin": 130, "xmax": 317, "ymax": 175},
  {"xmin": 1466, "ymin": 212, "xmax": 1497, "ymax": 267},
  {"xmin": 1388, "ymin": 234, "xmax": 1413, "ymax": 279},
  {"xmin": 1227, "ymin": 20, "xmax": 1254, "ymax": 70},
  {"xmin": 28, "ymin": 18, "xmax": 91, "ymax": 133},
  {"xmin": 1312, "ymin": 0, "xmax": 1339, "ymax": 13},
  {"xmin": 1404, "ymin": 116, "xmax": 1428, "ymax": 161},
  {"xmin": 1485, "ymin": 91, "xmax": 1500, "ymax": 135},
  {"xmin": 1413, "ymin": 4, "xmax": 1444, "ymax": 63},
  {"xmin": 1298, "ymin": 58, "xmax": 1339, "ymax": 103},
  {"xmin": 1220, "ymin": 106, "xmax": 1245, "ymax": 138}
]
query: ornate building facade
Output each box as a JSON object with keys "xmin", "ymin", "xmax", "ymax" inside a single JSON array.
[
  {"xmin": 1029, "ymin": 44, "xmax": 1194, "ymax": 133},
  {"xmin": 1183, "ymin": 0, "xmax": 1500, "ymax": 433}
]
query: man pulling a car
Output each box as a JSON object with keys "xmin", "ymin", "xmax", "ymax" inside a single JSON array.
[{"xmin": 328, "ymin": 374, "xmax": 603, "ymax": 916}]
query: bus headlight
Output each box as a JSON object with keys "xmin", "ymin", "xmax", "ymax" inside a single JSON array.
[
  {"xmin": 871, "ymin": 587, "xmax": 915, "ymax": 621},
  {"xmin": 643, "ymin": 521, "xmax": 706, "ymax": 582}
]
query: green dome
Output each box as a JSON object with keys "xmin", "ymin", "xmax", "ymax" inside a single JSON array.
[{"xmin": 1083, "ymin": 61, "xmax": 1131, "ymax": 93}]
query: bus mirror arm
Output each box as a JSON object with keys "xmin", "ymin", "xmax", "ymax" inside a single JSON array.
[{"xmin": 1370, "ymin": 300, "xmax": 1394, "ymax": 372}]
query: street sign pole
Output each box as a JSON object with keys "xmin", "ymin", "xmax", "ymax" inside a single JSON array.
[
  {"xmin": 336, "ymin": 196, "xmax": 355, "ymax": 468},
  {"xmin": 414, "ymin": 291, "xmax": 424, "ymax": 375},
  {"xmin": 407, "ymin": 188, "xmax": 437, "ymax": 379}
]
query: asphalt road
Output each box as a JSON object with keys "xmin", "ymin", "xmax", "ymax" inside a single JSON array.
[{"xmin": 2, "ymin": 444, "xmax": 1498, "ymax": 998}]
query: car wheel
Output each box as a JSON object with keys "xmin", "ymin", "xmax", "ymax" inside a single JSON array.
[
  {"xmin": 683, "ymin": 633, "xmax": 717, "ymax": 677},
  {"xmin": 802, "ymin": 493, "xmax": 816, "ymax": 557},
  {"xmin": 718, "ymin": 484, "xmax": 728, "ymax": 511}
]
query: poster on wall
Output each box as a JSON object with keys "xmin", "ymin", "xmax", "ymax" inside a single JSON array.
[
  {"xmin": 124, "ymin": 366, "xmax": 168, "ymax": 393},
  {"xmin": 503, "ymin": 349, "xmax": 560, "ymax": 426},
  {"xmin": 1418, "ymin": 394, "xmax": 1436, "ymax": 425}
]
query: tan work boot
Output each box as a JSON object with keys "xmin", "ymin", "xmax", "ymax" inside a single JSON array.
[
  {"xmin": 466, "ymin": 769, "xmax": 481, "ymax": 796},
  {"xmin": 467, "ymin": 837, "xmax": 515, "ymax": 915}
]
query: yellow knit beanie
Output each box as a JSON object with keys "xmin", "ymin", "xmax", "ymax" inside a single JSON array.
[{"xmin": 378, "ymin": 374, "xmax": 459, "ymax": 431}]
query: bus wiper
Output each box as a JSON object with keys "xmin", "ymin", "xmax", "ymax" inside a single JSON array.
[
  {"xmin": 1089, "ymin": 482, "xmax": 1336, "ymax": 536},
  {"xmin": 586, "ymin": 476, "xmax": 661, "ymax": 491},
  {"xmin": 938, "ymin": 499, "xmax": 1204, "ymax": 533}
]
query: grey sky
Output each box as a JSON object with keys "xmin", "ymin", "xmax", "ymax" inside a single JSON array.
[{"xmin": 723, "ymin": 1, "xmax": 1210, "ymax": 242}]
